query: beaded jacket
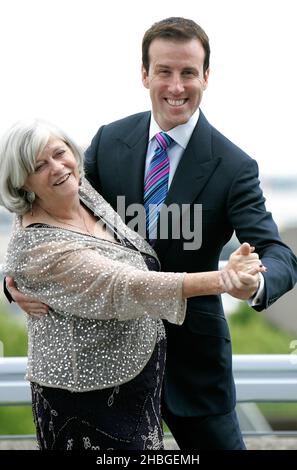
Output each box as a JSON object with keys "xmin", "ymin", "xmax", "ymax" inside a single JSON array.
[{"xmin": 4, "ymin": 179, "xmax": 186, "ymax": 392}]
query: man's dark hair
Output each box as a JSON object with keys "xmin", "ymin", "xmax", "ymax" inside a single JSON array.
[{"xmin": 142, "ymin": 17, "xmax": 210, "ymax": 74}]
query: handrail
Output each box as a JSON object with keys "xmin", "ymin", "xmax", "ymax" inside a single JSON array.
[
  {"xmin": 1, "ymin": 355, "xmax": 297, "ymax": 406},
  {"xmin": 233, "ymin": 354, "xmax": 297, "ymax": 402},
  {"xmin": 0, "ymin": 357, "xmax": 30, "ymax": 405}
]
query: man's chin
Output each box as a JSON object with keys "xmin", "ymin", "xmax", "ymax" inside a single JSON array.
[
  {"xmin": 157, "ymin": 111, "xmax": 191, "ymax": 130},
  {"xmin": 168, "ymin": 116, "xmax": 190, "ymax": 128}
]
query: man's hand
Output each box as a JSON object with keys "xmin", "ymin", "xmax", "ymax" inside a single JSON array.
[
  {"xmin": 6, "ymin": 277, "xmax": 49, "ymax": 317},
  {"xmin": 222, "ymin": 243, "xmax": 266, "ymax": 299},
  {"xmin": 224, "ymin": 242, "xmax": 263, "ymax": 274},
  {"xmin": 220, "ymin": 267, "xmax": 262, "ymax": 300}
]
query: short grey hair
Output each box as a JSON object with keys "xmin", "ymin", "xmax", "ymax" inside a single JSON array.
[{"xmin": 0, "ymin": 119, "xmax": 85, "ymax": 215}]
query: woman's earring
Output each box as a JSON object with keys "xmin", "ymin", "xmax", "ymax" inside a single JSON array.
[{"xmin": 26, "ymin": 191, "xmax": 35, "ymax": 216}]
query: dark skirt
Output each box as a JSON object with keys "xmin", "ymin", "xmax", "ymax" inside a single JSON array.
[{"xmin": 30, "ymin": 323, "xmax": 166, "ymax": 450}]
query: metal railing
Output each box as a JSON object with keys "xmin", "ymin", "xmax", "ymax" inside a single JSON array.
[
  {"xmin": 1, "ymin": 355, "xmax": 297, "ymax": 445},
  {"xmin": 233, "ymin": 354, "xmax": 297, "ymax": 402},
  {"xmin": 1, "ymin": 354, "xmax": 297, "ymax": 405},
  {"xmin": 0, "ymin": 357, "xmax": 29, "ymax": 406}
]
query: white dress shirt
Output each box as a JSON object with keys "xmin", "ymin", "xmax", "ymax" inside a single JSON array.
[
  {"xmin": 144, "ymin": 109, "xmax": 200, "ymax": 187},
  {"xmin": 145, "ymin": 109, "xmax": 264, "ymax": 306}
]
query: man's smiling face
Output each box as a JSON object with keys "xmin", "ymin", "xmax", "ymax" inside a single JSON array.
[{"xmin": 142, "ymin": 38, "xmax": 209, "ymax": 131}]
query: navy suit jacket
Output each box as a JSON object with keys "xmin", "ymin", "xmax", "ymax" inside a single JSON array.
[{"xmin": 85, "ymin": 110, "xmax": 297, "ymax": 417}]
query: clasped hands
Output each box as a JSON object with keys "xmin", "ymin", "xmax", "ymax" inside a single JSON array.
[{"xmin": 220, "ymin": 242, "xmax": 266, "ymax": 300}]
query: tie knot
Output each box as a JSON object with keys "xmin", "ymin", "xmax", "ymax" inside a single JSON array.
[{"xmin": 155, "ymin": 132, "xmax": 173, "ymax": 150}]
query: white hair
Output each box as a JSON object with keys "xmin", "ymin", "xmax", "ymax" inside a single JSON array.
[{"xmin": 0, "ymin": 119, "xmax": 85, "ymax": 215}]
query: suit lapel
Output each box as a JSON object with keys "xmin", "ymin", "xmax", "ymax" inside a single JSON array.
[
  {"xmin": 116, "ymin": 112, "xmax": 150, "ymax": 209},
  {"xmin": 114, "ymin": 111, "xmax": 221, "ymax": 258},
  {"xmin": 155, "ymin": 112, "xmax": 221, "ymax": 256}
]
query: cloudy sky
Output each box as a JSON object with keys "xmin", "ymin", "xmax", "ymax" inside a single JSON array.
[{"xmin": 1, "ymin": 0, "xmax": 297, "ymax": 176}]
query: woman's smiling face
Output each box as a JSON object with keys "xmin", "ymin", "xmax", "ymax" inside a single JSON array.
[{"xmin": 24, "ymin": 137, "xmax": 80, "ymax": 206}]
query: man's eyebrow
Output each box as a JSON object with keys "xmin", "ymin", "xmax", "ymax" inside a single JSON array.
[{"xmin": 155, "ymin": 64, "xmax": 171, "ymax": 69}]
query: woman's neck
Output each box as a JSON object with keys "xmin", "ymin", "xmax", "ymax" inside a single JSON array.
[
  {"xmin": 22, "ymin": 194, "xmax": 88, "ymax": 231},
  {"xmin": 22, "ymin": 193, "xmax": 118, "ymax": 243},
  {"xmin": 35, "ymin": 194, "xmax": 82, "ymax": 221}
]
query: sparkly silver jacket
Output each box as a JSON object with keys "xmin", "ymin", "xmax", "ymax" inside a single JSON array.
[{"xmin": 4, "ymin": 179, "xmax": 186, "ymax": 392}]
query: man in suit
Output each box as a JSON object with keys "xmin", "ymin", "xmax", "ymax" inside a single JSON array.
[
  {"xmin": 7, "ymin": 17, "xmax": 297, "ymax": 449},
  {"xmin": 82, "ymin": 17, "xmax": 297, "ymax": 449}
]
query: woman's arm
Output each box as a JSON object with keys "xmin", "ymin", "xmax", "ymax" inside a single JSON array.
[
  {"xmin": 5, "ymin": 240, "xmax": 263, "ymax": 323},
  {"xmin": 7, "ymin": 242, "xmax": 187, "ymax": 324}
]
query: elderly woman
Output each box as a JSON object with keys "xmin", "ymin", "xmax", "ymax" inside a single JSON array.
[{"xmin": 0, "ymin": 120, "xmax": 261, "ymax": 450}]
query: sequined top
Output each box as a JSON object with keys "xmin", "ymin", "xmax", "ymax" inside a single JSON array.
[{"xmin": 4, "ymin": 179, "xmax": 186, "ymax": 392}]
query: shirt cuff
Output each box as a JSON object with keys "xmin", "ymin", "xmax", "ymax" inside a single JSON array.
[{"xmin": 247, "ymin": 272, "xmax": 265, "ymax": 306}]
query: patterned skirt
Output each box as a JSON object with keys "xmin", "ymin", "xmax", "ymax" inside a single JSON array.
[{"xmin": 30, "ymin": 322, "xmax": 166, "ymax": 450}]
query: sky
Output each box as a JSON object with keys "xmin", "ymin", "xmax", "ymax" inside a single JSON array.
[{"xmin": 1, "ymin": 0, "xmax": 297, "ymax": 177}]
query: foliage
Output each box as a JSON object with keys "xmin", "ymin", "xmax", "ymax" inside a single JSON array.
[
  {"xmin": 0, "ymin": 303, "xmax": 33, "ymax": 435},
  {"xmin": 228, "ymin": 302, "xmax": 295, "ymax": 354},
  {"xmin": 0, "ymin": 406, "xmax": 35, "ymax": 435},
  {"xmin": 0, "ymin": 303, "xmax": 27, "ymax": 356}
]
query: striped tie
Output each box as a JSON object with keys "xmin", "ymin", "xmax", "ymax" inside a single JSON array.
[{"xmin": 144, "ymin": 132, "xmax": 173, "ymax": 244}]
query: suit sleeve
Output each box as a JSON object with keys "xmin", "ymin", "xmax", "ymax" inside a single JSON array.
[
  {"xmin": 84, "ymin": 126, "xmax": 104, "ymax": 192},
  {"xmin": 3, "ymin": 279, "xmax": 13, "ymax": 303},
  {"xmin": 227, "ymin": 158, "xmax": 297, "ymax": 311}
]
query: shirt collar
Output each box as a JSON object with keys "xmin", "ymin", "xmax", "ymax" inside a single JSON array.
[{"xmin": 149, "ymin": 108, "xmax": 200, "ymax": 149}]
